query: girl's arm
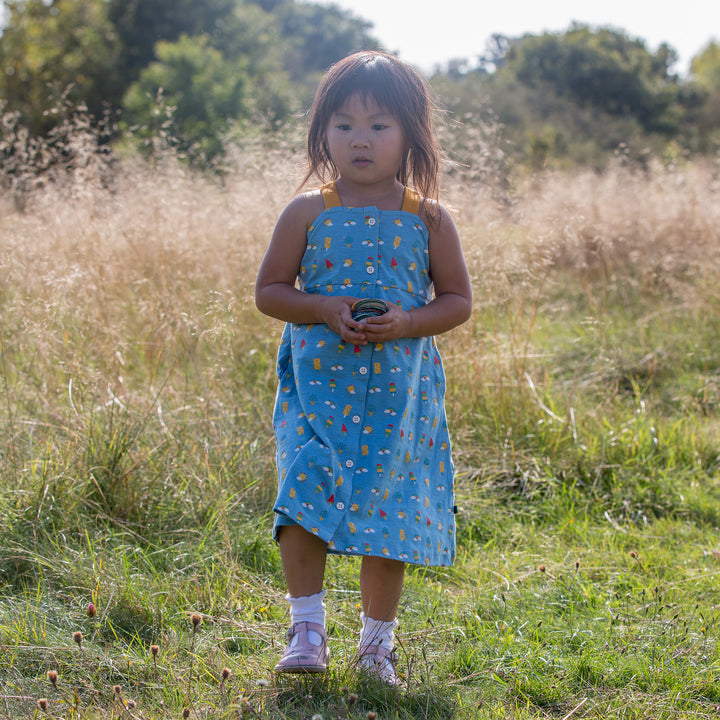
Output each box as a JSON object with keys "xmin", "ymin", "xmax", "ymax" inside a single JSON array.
[
  {"xmin": 361, "ymin": 203, "xmax": 472, "ymax": 341},
  {"xmin": 255, "ymin": 193, "xmax": 369, "ymax": 344}
]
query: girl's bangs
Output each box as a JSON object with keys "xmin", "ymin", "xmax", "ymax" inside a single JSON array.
[{"xmin": 326, "ymin": 64, "xmax": 402, "ymax": 118}]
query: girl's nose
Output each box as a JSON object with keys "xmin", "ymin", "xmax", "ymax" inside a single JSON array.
[{"xmin": 351, "ymin": 132, "xmax": 370, "ymax": 148}]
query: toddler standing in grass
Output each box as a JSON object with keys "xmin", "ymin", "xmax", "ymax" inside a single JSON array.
[{"xmin": 255, "ymin": 50, "xmax": 472, "ymax": 686}]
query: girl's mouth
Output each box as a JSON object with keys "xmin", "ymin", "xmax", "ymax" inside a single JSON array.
[{"xmin": 353, "ymin": 157, "xmax": 372, "ymax": 167}]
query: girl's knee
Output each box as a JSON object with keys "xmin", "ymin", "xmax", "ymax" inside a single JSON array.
[{"xmin": 362, "ymin": 555, "xmax": 405, "ymax": 575}]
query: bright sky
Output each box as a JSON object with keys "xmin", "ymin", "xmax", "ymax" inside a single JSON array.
[{"xmin": 315, "ymin": 0, "xmax": 719, "ymax": 77}]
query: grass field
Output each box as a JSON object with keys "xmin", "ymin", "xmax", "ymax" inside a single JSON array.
[{"xmin": 2, "ymin": 146, "xmax": 720, "ymax": 719}]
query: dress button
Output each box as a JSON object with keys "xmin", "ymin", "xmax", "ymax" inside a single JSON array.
[
  {"xmin": 359, "ymin": 366, "xmax": 368, "ymax": 375},
  {"xmin": 366, "ymin": 266, "xmax": 375, "ymax": 275},
  {"xmin": 367, "ymin": 217, "xmax": 376, "ymax": 226},
  {"xmin": 336, "ymin": 502, "xmax": 346, "ymax": 510},
  {"xmin": 352, "ymin": 415, "xmax": 361, "ymax": 423},
  {"xmin": 345, "ymin": 459, "xmax": 354, "ymax": 468}
]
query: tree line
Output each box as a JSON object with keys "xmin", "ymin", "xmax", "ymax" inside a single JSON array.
[
  {"xmin": 434, "ymin": 24, "xmax": 720, "ymax": 168},
  {"xmin": 0, "ymin": 0, "xmax": 377, "ymax": 163},
  {"xmin": 0, "ymin": 0, "xmax": 719, "ymax": 170}
]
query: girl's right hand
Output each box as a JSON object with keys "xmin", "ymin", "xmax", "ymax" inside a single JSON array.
[{"xmin": 319, "ymin": 296, "xmax": 367, "ymax": 344}]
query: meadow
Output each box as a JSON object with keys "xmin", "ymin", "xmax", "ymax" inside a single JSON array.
[{"xmin": 1, "ymin": 139, "xmax": 720, "ymax": 719}]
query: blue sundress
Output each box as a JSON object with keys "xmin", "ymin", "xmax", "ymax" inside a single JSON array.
[{"xmin": 271, "ymin": 182, "xmax": 456, "ymax": 567}]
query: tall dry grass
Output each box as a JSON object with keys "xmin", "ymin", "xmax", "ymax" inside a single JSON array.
[
  {"xmin": 3, "ymin": 145, "xmax": 720, "ymax": 438},
  {"xmin": 3, "ymin": 143, "xmax": 719, "ymax": 517}
]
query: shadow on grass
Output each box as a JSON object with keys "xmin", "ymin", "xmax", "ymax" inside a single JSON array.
[{"xmin": 260, "ymin": 667, "xmax": 459, "ymax": 719}]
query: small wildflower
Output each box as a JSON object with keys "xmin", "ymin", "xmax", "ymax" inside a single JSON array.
[
  {"xmin": 312, "ymin": 715, "xmax": 324, "ymax": 720},
  {"xmin": 575, "ymin": 560, "xmax": 580, "ymax": 570},
  {"xmin": 150, "ymin": 644, "xmax": 160, "ymax": 658},
  {"xmin": 221, "ymin": 667, "xmax": 231, "ymax": 681},
  {"xmin": 367, "ymin": 713, "xmax": 378, "ymax": 720},
  {"xmin": 538, "ymin": 564, "xmax": 546, "ymax": 573},
  {"xmin": 86, "ymin": 602, "xmax": 97, "ymax": 618},
  {"xmin": 348, "ymin": 692, "xmax": 359, "ymax": 706},
  {"xmin": 190, "ymin": 613, "xmax": 202, "ymax": 630},
  {"xmin": 182, "ymin": 708, "xmax": 191, "ymax": 719},
  {"xmin": 127, "ymin": 699, "xmax": 136, "ymax": 710},
  {"xmin": 629, "ymin": 550, "xmax": 638, "ymax": 559},
  {"xmin": 37, "ymin": 698, "xmax": 48, "ymax": 712},
  {"xmin": 72, "ymin": 631, "xmax": 83, "ymax": 649},
  {"xmin": 113, "ymin": 685, "xmax": 122, "ymax": 695},
  {"xmin": 256, "ymin": 678, "xmax": 269, "ymax": 687},
  {"xmin": 46, "ymin": 670, "xmax": 58, "ymax": 688}
]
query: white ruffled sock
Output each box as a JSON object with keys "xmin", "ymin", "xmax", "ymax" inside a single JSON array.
[
  {"xmin": 287, "ymin": 590, "xmax": 326, "ymax": 647},
  {"xmin": 359, "ymin": 612, "xmax": 397, "ymax": 651}
]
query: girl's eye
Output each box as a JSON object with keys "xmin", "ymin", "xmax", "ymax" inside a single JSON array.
[
  {"xmin": 372, "ymin": 124, "xmax": 388, "ymax": 131},
  {"xmin": 336, "ymin": 124, "xmax": 351, "ymax": 131}
]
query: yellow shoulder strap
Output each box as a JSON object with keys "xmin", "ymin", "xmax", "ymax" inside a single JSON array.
[
  {"xmin": 322, "ymin": 182, "xmax": 421, "ymax": 213},
  {"xmin": 401, "ymin": 188, "xmax": 421, "ymax": 215},
  {"xmin": 321, "ymin": 182, "xmax": 342, "ymax": 209}
]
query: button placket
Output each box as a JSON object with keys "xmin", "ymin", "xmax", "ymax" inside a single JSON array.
[
  {"xmin": 366, "ymin": 211, "xmax": 379, "ymax": 277},
  {"xmin": 328, "ymin": 209, "xmax": 382, "ymax": 530}
]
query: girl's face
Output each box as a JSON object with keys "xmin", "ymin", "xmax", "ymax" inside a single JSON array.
[{"xmin": 325, "ymin": 93, "xmax": 406, "ymax": 190}]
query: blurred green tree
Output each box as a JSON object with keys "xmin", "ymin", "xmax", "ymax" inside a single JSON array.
[
  {"xmin": 685, "ymin": 41, "xmax": 720, "ymax": 150},
  {"xmin": 0, "ymin": 0, "xmax": 379, "ymax": 163},
  {"xmin": 122, "ymin": 34, "xmax": 249, "ymax": 162},
  {"xmin": 432, "ymin": 24, "xmax": 686, "ymax": 168},
  {"xmin": 107, "ymin": 0, "xmax": 237, "ymax": 86},
  {"xmin": 0, "ymin": 0, "xmax": 121, "ymax": 133},
  {"xmin": 276, "ymin": 1, "xmax": 377, "ymax": 78},
  {"xmin": 690, "ymin": 41, "xmax": 720, "ymax": 89},
  {"xmin": 504, "ymin": 25, "xmax": 681, "ymax": 134}
]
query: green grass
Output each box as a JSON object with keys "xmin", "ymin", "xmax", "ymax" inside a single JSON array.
[{"xmin": 1, "ymin": 155, "xmax": 720, "ymax": 718}]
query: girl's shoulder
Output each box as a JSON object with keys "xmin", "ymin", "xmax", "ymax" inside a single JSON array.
[
  {"xmin": 277, "ymin": 188, "xmax": 327, "ymax": 232},
  {"xmin": 288, "ymin": 188, "xmax": 327, "ymax": 217},
  {"xmin": 416, "ymin": 196, "xmax": 456, "ymax": 234}
]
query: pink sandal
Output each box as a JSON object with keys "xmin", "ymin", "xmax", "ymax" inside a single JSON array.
[
  {"xmin": 358, "ymin": 644, "xmax": 402, "ymax": 687},
  {"xmin": 274, "ymin": 621, "xmax": 329, "ymax": 674}
]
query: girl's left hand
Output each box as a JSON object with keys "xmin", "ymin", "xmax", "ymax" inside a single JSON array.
[{"xmin": 356, "ymin": 304, "xmax": 410, "ymax": 342}]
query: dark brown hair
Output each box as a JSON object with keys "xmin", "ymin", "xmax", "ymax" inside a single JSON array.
[{"xmin": 303, "ymin": 51, "xmax": 441, "ymax": 209}]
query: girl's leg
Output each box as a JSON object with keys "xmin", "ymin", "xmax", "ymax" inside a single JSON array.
[
  {"xmin": 275, "ymin": 525, "xmax": 330, "ymax": 673},
  {"xmin": 278, "ymin": 524, "xmax": 327, "ymax": 596},
  {"xmin": 360, "ymin": 555, "xmax": 405, "ymax": 620},
  {"xmin": 358, "ymin": 556, "xmax": 405, "ymax": 685}
]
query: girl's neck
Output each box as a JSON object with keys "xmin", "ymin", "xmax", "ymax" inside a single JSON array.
[{"xmin": 335, "ymin": 176, "xmax": 405, "ymax": 210}]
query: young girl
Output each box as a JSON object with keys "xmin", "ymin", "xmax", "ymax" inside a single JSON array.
[{"xmin": 255, "ymin": 50, "xmax": 472, "ymax": 686}]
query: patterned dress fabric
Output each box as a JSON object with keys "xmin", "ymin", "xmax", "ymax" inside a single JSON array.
[{"xmin": 272, "ymin": 185, "xmax": 456, "ymax": 567}]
